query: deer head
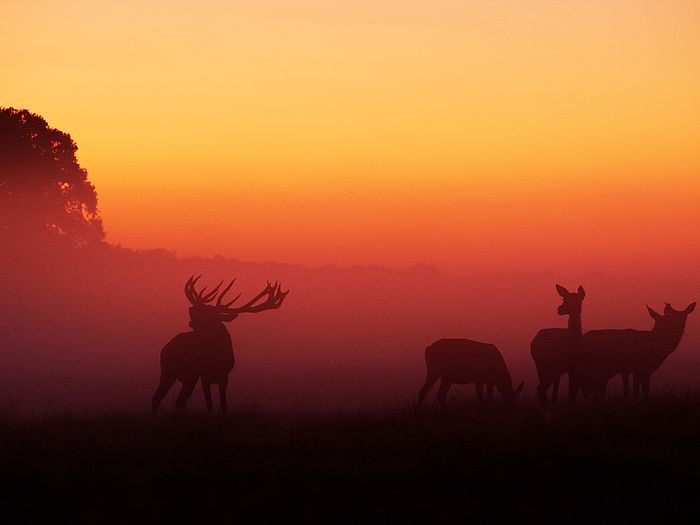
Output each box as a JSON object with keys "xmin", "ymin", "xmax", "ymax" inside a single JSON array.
[
  {"xmin": 661, "ymin": 302, "xmax": 696, "ymax": 330},
  {"xmin": 647, "ymin": 305, "xmax": 666, "ymax": 330},
  {"xmin": 508, "ymin": 382, "xmax": 525, "ymax": 401},
  {"xmin": 648, "ymin": 302, "xmax": 695, "ymax": 348},
  {"xmin": 663, "ymin": 302, "xmax": 696, "ymax": 319},
  {"xmin": 498, "ymin": 381, "xmax": 525, "ymax": 405},
  {"xmin": 555, "ymin": 284, "xmax": 585, "ymax": 316},
  {"xmin": 184, "ymin": 275, "xmax": 289, "ymax": 326}
]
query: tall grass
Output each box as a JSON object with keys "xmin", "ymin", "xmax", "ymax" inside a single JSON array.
[{"xmin": 1, "ymin": 397, "xmax": 699, "ymax": 522}]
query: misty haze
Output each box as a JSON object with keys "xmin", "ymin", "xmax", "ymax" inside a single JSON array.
[{"xmin": 2, "ymin": 1, "xmax": 700, "ymax": 521}]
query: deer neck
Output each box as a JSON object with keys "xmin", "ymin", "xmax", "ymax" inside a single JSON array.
[
  {"xmin": 189, "ymin": 319, "xmax": 228, "ymax": 333},
  {"xmin": 567, "ymin": 312, "xmax": 582, "ymax": 339},
  {"xmin": 655, "ymin": 323, "xmax": 685, "ymax": 356}
]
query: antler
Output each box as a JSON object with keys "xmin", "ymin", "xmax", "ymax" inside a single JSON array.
[
  {"xmin": 185, "ymin": 275, "xmax": 224, "ymax": 305},
  {"xmin": 184, "ymin": 276, "xmax": 288, "ymax": 313},
  {"xmin": 224, "ymin": 281, "xmax": 289, "ymax": 314}
]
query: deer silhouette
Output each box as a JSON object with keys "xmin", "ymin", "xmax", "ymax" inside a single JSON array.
[
  {"xmin": 531, "ymin": 284, "xmax": 585, "ymax": 403},
  {"xmin": 579, "ymin": 301, "xmax": 695, "ymax": 400},
  {"xmin": 572, "ymin": 305, "xmax": 663, "ymax": 400},
  {"xmin": 418, "ymin": 339, "xmax": 524, "ymax": 406},
  {"xmin": 152, "ymin": 276, "xmax": 288, "ymax": 415}
]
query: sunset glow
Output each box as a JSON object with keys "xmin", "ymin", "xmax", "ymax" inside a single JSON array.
[{"xmin": 3, "ymin": 1, "xmax": 699, "ymax": 271}]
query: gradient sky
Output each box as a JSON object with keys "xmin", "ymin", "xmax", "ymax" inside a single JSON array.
[{"xmin": 3, "ymin": 1, "xmax": 699, "ymax": 271}]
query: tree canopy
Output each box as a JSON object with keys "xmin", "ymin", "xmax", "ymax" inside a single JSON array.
[{"xmin": 0, "ymin": 107, "xmax": 104, "ymax": 245}]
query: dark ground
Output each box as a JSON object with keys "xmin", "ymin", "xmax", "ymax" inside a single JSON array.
[{"xmin": 1, "ymin": 397, "xmax": 699, "ymax": 523}]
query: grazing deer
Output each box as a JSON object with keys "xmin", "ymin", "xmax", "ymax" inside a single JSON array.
[
  {"xmin": 418, "ymin": 339, "xmax": 524, "ymax": 406},
  {"xmin": 580, "ymin": 302, "xmax": 695, "ymax": 400},
  {"xmin": 152, "ymin": 276, "xmax": 288, "ymax": 415},
  {"xmin": 530, "ymin": 284, "xmax": 585, "ymax": 403}
]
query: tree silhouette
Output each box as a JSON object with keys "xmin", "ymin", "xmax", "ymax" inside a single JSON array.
[{"xmin": 0, "ymin": 107, "xmax": 104, "ymax": 245}]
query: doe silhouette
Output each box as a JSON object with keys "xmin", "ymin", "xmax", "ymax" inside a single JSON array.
[
  {"xmin": 152, "ymin": 276, "xmax": 288, "ymax": 415},
  {"xmin": 531, "ymin": 284, "xmax": 585, "ymax": 403},
  {"xmin": 418, "ymin": 339, "xmax": 524, "ymax": 406},
  {"xmin": 580, "ymin": 301, "xmax": 695, "ymax": 400},
  {"xmin": 571, "ymin": 304, "xmax": 663, "ymax": 400}
]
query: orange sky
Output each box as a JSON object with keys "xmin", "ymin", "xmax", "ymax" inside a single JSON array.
[{"xmin": 3, "ymin": 1, "xmax": 699, "ymax": 271}]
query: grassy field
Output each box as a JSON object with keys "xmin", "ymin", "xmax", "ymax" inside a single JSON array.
[{"xmin": 1, "ymin": 397, "xmax": 699, "ymax": 522}]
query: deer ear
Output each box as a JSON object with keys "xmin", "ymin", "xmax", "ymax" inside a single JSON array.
[
  {"xmin": 577, "ymin": 285, "xmax": 586, "ymax": 299},
  {"xmin": 685, "ymin": 302, "xmax": 696, "ymax": 315},
  {"xmin": 515, "ymin": 382, "xmax": 524, "ymax": 397},
  {"xmin": 556, "ymin": 284, "xmax": 569, "ymax": 297},
  {"xmin": 647, "ymin": 305, "xmax": 663, "ymax": 320}
]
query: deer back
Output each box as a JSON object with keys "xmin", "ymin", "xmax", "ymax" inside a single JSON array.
[{"xmin": 426, "ymin": 339, "xmax": 511, "ymax": 386}]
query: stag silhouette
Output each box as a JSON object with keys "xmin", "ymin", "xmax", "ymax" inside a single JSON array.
[
  {"xmin": 418, "ymin": 339, "xmax": 524, "ymax": 406},
  {"xmin": 152, "ymin": 276, "xmax": 288, "ymax": 415},
  {"xmin": 530, "ymin": 284, "xmax": 585, "ymax": 403},
  {"xmin": 579, "ymin": 302, "xmax": 695, "ymax": 400}
]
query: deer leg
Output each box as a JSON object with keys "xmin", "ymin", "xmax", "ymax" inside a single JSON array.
[
  {"xmin": 594, "ymin": 380, "xmax": 608, "ymax": 403},
  {"xmin": 152, "ymin": 373, "xmax": 176, "ymax": 416},
  {"xmin": 202, "ymin": 380, "xmax": 214, "ymax": 413},
  {"xmin": 175, "ymin": 376, "xmax": 198, "ymax": 412},
  {"xmin": 218, "ymin": 375, "xmax": 229, "ymax": 414},
  {"xmin": 633, "ymin": 375, "xmax": 640, "ymax": 398},
  {"xmin": 641, "ymin": 376, "xmax": 650, "ymax": 401},
  {"xmin": 568, "ymin": 372, "xmax": 579, "ymax": 402},
  {"xmin": 535, "ymin": 367, "xmax": 552, "ymax": 404},
  {"xmin": 551, "ymin": 375, "xmax": 561, "ymax": 403},
  {"xmin": 475, "ymin": 381, "xmax": 484, "ymax": 402},
  {"xmin": 418, "ymin": 372, "xmax": 439, "ymax": 405},
  {"xmin": 580, "ymin": 373, "xmax": 594, "ymax": 401},
  {"xmin": 436, "ymin": 379, "xmax": 452, "ymax": 408},
  {"xmin": 622, "ymin": 373, "xmax": 630, "ymax": 399},
  {"xmin": 487, "ymin": 383, "xmax": 494, "ymax": 401}
]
